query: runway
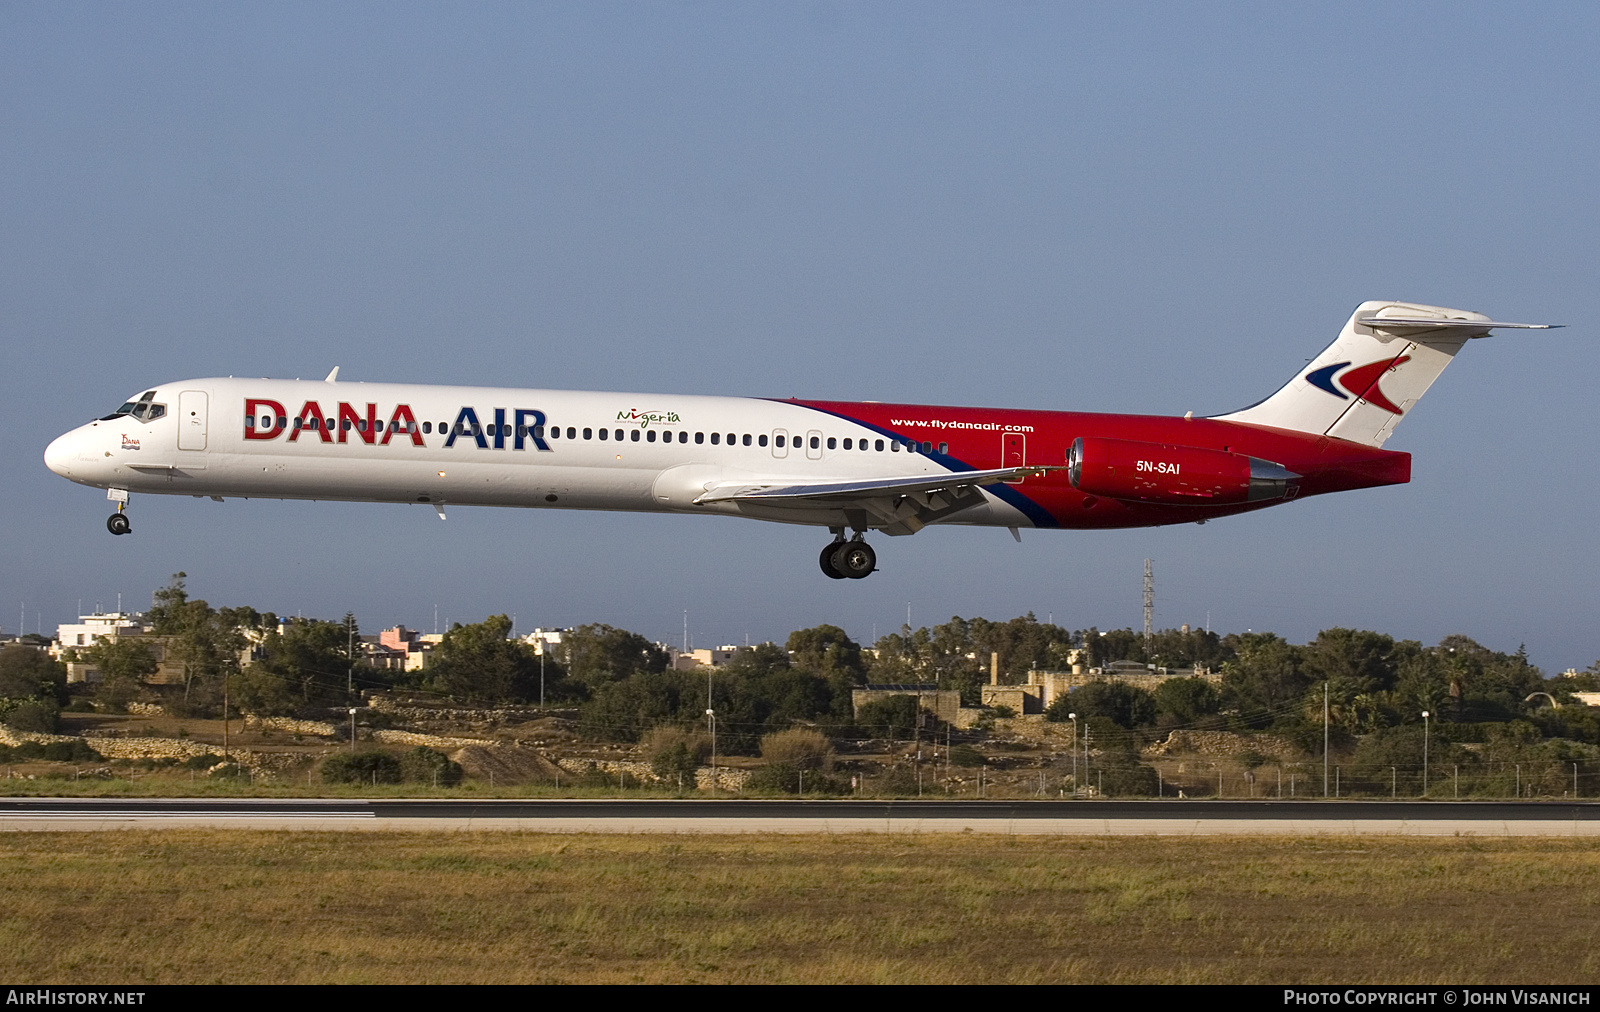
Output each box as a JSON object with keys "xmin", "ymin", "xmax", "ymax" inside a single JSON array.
[{"xmin": 4, "ymin": 797, "xmax": 1600, "ymax": 835}]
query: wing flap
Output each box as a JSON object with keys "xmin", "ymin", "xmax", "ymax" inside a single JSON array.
[{"xmin": 693, "ymin": 465, "xmax": 1062, "ymax": 506}]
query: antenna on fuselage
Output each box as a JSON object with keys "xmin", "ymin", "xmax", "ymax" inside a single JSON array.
[{"xmin": 324, "ymin": 366, "xmax": 340, "ymax": 383}]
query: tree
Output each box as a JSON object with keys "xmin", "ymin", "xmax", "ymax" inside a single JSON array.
[
  {"xmin": 726, "ymin": 643, "xmax": 842, "ymax": 728},
  {"xmin": 145, "ymin": 572, "xmax": 191, "ymax": 635},
  {"xmin": 854, "ymin": 694, "xmax": 924, "ymax": 740},
  {"xmin": 85, "ymin": 638, "xmax": 158, "ymax": 710},
  {"xmin": 0, "ymin": 646, "xmax": 67, "ymax": 704},
  {"xmin": 144, "ymin": 576, "xmax": 255, "ymax": 713},
  {"xmin": 869, "ymin": 615, "xmax": 1072, "ymax": 704},
  {"xmin": 786, "ymin": 625, "xmax": 866, "ymax": 687},
  {"xmin": 237, "ymin": 617, "xmax": 364, "ymax": 716},
  {"xmin": 1049, "ymin": 680, "xmax": 1156, "ymax": 729},
  {"xmin": 1219, "ymin": 633, "xmax": 1308, "ymax": 728},
  {"xmin": 578, "ymin": 669, "xmax": 702, "ymax": 742},
  {"xmin": 1151, "ymin": 676, "xmax": 1222, "ymax": 728},
  {"xmin": 1300, "ymin": 629, "xmax": 1399, "ymax": 730},
  {"xmin": 1082, "ymin": 627, "xmax": 1145, "ymax": 667},
  {"xmin": 1145, "ymin": 627, "xmax": 1232, "ymax": 669},
  {"xmin": 427, "ymin": 615, "xmax": 537, "ymax": 704},
  {"xmin": 561, "ymin": 624, "xmax": 668, "ymax": 691}
]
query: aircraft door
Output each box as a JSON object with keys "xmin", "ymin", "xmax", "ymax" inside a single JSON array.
[
  {"xmin": 1002, "ymin": 430, "xmax": 1025, "ymax": 483},
  {"xmin": 772, "ymin": 428, "xmax": 789, "ymax": 458},
  {"xmin": 178, "ymin": 391, "xmax": 208, "ymax": 451},
  {"xmin": 805, "ymin": 429, "xmax": 823, "ymax": 460}
]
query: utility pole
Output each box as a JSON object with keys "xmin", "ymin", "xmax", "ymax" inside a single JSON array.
[
  {"xmin": 1324, "ymin": 682, "xmax": 1330, "ymax": 797},
  {"xmin": 1422, "ymin": 710, "xmax": 1431, "ymax": 796},
  {"xmin": 1143, "ymin": 559, "xmax": 1154, "ymax": 656},
  {"xmin": 347, "ymin": 615, "xmax": 354, "ymax": 697},
  {"xmin": 705, "ymin": 709, "xmax": 717, "ymax": 797}
]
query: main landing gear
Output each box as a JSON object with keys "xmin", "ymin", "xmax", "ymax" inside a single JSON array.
[{"xmin": 820, "ymin": 534, "xmax": 876, "ymax": 580}]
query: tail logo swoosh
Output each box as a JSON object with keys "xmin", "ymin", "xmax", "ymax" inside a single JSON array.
[{"xmin": 1305, "ymin": 356, "xmax": 1412, "ymax": 415}]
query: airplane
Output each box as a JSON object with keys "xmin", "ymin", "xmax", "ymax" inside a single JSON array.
[{"xmin": 44, "ymin": 300, "xmax": 1556, "ymax": 580}]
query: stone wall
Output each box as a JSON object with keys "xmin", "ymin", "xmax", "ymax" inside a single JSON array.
[
  {"xmin": 1144, "ymin": 729, "xmax": 1304, "ymax": 761},
  {"xmin": 0, "ymin": 722, "xmax": 295, "ymax": 772},
  {"xmin": 372, "ymin": 729, "xmax": 489, "ymax": 749},
  {"xmin": 550, "ymin": 756, "xmax": 748, "ymax": 791},
  {"xmin": 243, "ymin": 715, "xmax": 338, "ymax": 737}
]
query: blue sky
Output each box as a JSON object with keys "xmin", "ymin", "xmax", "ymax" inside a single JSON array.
[{"xmin": 3, "ymin": 3, "xmax": 1596, "ymax": 669}]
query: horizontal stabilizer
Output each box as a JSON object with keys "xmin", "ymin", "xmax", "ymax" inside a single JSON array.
[{"xmin": 1356, "ymin": 315, "xmax": 1560, "ymax": 335}]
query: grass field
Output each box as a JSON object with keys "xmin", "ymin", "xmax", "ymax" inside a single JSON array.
[{"xmin": 1, "ymin": 832, "xmax": 1598, "ymax": 984}]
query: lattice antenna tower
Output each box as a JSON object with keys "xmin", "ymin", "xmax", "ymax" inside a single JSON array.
[{"xmin": 1143, "ymin": 559, "xmax": 1154, "ymax": 655}]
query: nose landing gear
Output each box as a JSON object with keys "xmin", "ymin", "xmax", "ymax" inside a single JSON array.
[
  {"xmin": 106, "ymin": 491, "xmax": 131, "ymax": 535},
  {"xmin": 819, "ymin": 533, "xmax": 876, "ymax": 580}
]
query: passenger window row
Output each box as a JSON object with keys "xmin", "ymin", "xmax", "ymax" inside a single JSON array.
[
  {"xmin": 246, "ymin": 415, "xmax": 950, "ymax": 456},
  {"xmin": 248, "ymin": 416, "xmax": 422, "ymax": 434}
]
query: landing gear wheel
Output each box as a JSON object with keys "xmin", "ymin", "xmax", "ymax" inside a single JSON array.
[
  {"xmin": 831, "ymin": 540, "xmax": 876, "ymax": 579},
  {"xmin": 820, "ymin": 541, "xmax": 846, "ymax": 579},
  {"xmin": 107, "ymin": 513, "xmax": 131, "ymax": 536}
]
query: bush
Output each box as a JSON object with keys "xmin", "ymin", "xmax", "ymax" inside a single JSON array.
[
  {"xmin": 643, "ymin": 725, "xmax": 712, "ymax": 785},
  {"xmin": 746, "ymin": 762, "xmax": 843, "ymax": 794},
  {"xmin": 1094, "ymin": 756, "xmax": 1160, "ymax": 797},
  {"xmin": 949, "ymin": 744, "xmax": 986, "ymax": 768},
  {"xmin": 758, "ymin": 728, "xmax": 834, "ymax": 772},
  {"xmin": 746, "ymin": 762, "xmax": 800, "ymax": 793},
  {"xmin": 869, "ymin": 764, "xmax": 920, "ymax": 796},
  {"xmin": 321, "ymin": 750, "xmax": 403, "ymax": 785},
  {"xmin": 650, "ymin": 743, "xmax": 700, "ymax": 785},
  {"xmin": 183, "ymin": 753, "xmax": 227, "ymax": 770},
  {"xmin": 398, "ymin": 747, "xmax": 462, "ymax": 787},
  {"xmin": 1, "ymin": 699, "xmax": 60, "ymax": 734}
]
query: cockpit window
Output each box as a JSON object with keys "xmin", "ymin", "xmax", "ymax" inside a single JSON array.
[{"xmin": 100, "ymin": 391, "xmax": 164, "ymax": 423}]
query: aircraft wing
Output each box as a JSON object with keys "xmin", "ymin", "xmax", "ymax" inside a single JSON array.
[{"xmin": 694, "ymin": 465, "xmax": 1062, "ymax": 535}]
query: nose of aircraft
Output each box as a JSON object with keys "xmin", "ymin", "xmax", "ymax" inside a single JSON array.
[{"xmin": 44, "ymin": 427, "xmax": 86, "ymax": 478}]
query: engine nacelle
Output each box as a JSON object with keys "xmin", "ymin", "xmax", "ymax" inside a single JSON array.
[{"xmin": 1067, "ymin": 437, "xmax": 1298, "ymax": 505}]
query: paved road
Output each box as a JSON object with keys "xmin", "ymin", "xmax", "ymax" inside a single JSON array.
[{"xmin": 4, "ymin": 797, "xmax": 1600, "ymax": 835}]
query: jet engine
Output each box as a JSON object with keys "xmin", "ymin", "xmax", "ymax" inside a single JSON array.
[{"xmin": 1067, "ymin": 437, "xmax": 1298, "ymax": 505}]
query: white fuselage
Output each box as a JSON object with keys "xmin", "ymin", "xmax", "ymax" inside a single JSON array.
[{"xmin": 43, "ymin": 377, "xmax": 1027, "ymax": 531}]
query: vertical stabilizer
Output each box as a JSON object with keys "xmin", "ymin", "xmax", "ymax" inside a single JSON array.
[{"xmin": 1217, "ymin": 301, "xmax": 1553, "ymax": 447}]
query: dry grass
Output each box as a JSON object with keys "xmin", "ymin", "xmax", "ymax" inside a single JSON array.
[{"xmin": 1, "ymin": 832, "xmax": 1597, "ymax": 984}]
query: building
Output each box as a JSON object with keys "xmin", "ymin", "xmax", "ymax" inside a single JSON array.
[
  {"xmin": 378, "ymin": 626, "xmax": 443, "ymax": 672},
  {"xmin": 53, "ymin": 611, "xmax": 187, "ymax": 685},
  {"xmin": 53, "ymin": 611, "xmax": 143, "ymax": 653},
  {"xmin": 851, "ymin": 684, "xmax": 961, "ymax": 724},
  {"xmin": 1020, "ymin": 660, "xmax": 1219, "ymax": 711},
  {"xmin": 670, "ymin": 645, "xmax": 745, "ymax": 671}
]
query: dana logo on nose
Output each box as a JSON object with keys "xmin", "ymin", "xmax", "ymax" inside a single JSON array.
[{"xmin": 120, "ymin": 434, "xmax": 140, "ymax": 450}]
